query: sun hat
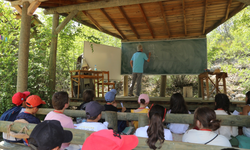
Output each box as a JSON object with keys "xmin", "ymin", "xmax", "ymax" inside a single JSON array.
[
  {"xmin": 26, "ymin": 95, "xmax": 46, "ymax": 107},
  {"xmin": 105, "ymin": 89, "xmax": 117, "ymax": 102},
  {"xmin": 86, "ymin": 101, "xmax": 105, "ymax": 118},
  {"xmin": 81, "ymin": 129, "xmax": 138, "ymax": 150},
  {"xmin": 12, "ymin": 91, "xmax": 30, "ymax": 106},
  {"xmin": 28, "ymin": 120, "xmax": 72, "ymax": 150},
  {"xmin": 138, "ymin": 94, "xmax": 150, "ymax": 104}
]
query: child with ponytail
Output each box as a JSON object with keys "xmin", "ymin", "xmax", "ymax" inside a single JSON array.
[
  {"xmin": 134, "ymin": 104, "xmax": 172, "ymax": 150},
  {"xmin": 131, "ymin": 94, "xmax": 150, "ymax": 129},
  {"xmin": 182, "ymin": 107, "xmax": 231, "ymax": 147}
]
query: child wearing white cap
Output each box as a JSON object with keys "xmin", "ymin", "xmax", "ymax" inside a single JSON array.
[{"xmin": 131, "ymin": 94, "xmax": 150, "ymax": 129}]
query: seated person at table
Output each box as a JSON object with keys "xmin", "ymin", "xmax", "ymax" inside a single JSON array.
[
  {"xmin": 75, "ymin": 101, "xmax": 108, "ymax": 131},
  {"xmin": 44, "ymin": 91, "xmax": 74, "ymax": 150},
  {"xmin": 131, "ymin": 94, "xmax": 150, "ymax": 129},
  {"xmin": 28, "ymin": 120, "xmax": 73, "ymax": 150},
  {"xmin": 16, "ymin": 95, "xmax": 46, "ymax": 124},
  {"xmin": 182, "ymin": 107, "xmax": 231, "ymax": 147},
  {"xmin": 104, "ymin": 89, "xmax": 127, "ymax": 133},
  {"xmin": 134, "ymin": 104, "xmax": 172, "ymax": 150}
]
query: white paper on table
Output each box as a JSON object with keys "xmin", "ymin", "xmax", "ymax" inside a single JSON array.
[{"xmin": 232, "ymin": 110, "xmax": 240, "ymax": 115}]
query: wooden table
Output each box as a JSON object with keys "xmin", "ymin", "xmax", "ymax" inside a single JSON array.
[
  {"xmin": 70, "ymin": 70, "xmax": 106, "ymax": 98},
  {"xmin": 199, "ymin": 72, "xmax": 228, "ymax": 99}
]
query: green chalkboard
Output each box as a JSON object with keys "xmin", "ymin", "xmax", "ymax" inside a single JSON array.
[{"xmin": 121, "ymin": 38, "xmax": 207, "ymax": 75}]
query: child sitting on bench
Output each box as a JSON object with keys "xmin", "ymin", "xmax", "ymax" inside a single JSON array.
[{"xmin": 44, "ymin": 91, "xmax": 74, "ymax": 150}]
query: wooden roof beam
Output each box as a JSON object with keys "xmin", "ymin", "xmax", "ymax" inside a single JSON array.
[
  {"xmin": 11, "ymin": 0, "xmax": 47, "ymax": 6},
  {"xmin": 138, "ymin": 4, "xmax": 154, "ymax": 39},
  {"xmin": 203, "ymin": 0, "xmax": 208, "ymax": 34},
  {"xmin": 225, "ymin": 0, "xmax": 233, "ymax": 20},
  {"xmin": 235, "ymin": 0, "xmax": 250, "ymax": 5},
  {"xmin": 27, "ymin": 0, "xmax": 41, "ymax": 16},
  {"xmin": 159, "ymin": 1, "xmax": 170, "ymax": 37},
  {"xmin": 205, "ymin": 3, "xmax": 246, "ymax": 34},
  {"xmin": 14, "ymin": 5, "xmax": 22, "ymax": 15},
  {"xmin": 100, "ymin": 8, "xmax": 126, "ymax": 40},
  {"xmin": 83, "ymin": 11, "xmax": 103, "ymax": 31},
  {"xmin": 118, "ymin": 6, "xmax": 140, "ymax": 39},
  {"xmin": 55, "ymin": 10, "xmax": 79, "ymax": 34},
  {"xmin": 182, "ymin": 0, "xmax": 187, "ymax": 36},
  {"xmin": 44, "ymin": 0, "xmax": 172, "ymax": 14},
  {"xmin": 71, "ymin": 14, "xmax": 122, "ymax": 39}
]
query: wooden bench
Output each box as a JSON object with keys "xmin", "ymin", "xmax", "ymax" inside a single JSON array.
[{"xmin": 0, "ymin": 120, "xmax": 248, "ymax": 150}]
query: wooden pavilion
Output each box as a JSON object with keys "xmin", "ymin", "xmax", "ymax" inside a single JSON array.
[{"xmin": 5, "ymin": 0, "xmax": 249, "ymax": 103}]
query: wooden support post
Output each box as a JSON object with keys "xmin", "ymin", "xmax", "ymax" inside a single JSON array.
[
  {"xmin": 160, "ymin": 75, "xmax": 166, "ymax": 97},
  {"xmin": 123, "ymin": 75, "xmax": 128, "ymax": 96},
  {"xmin": 48, "ymin": 13, "xmax": 59, "ymax": 101},
  {"xmin": 16, "ymin": 2, "xmax": 31, "ymax": 92},
  {"xmin": 105, "ymin": 111, "xmax": 118, "ymax": 132},
  {"xmin": 216, "ymin": 75, "xmax": 219, "ymax": 94},
  {"xmin": 205, "ymin": 77, "xmax": 209, "ymax": 99},
  {"xmin": 198, "ymin": 76, "xmax": 201, "ymax": 98},
  {"xmin": 138, "ymin": 113, "xmax": 148, "ymax": 128},
  {"xmin": 223, "ymin": 75, "xmax": 227, "ymax": 94},
  {"xmin": 200, "ymin": 78, "xmax": 204, "ymax": 99}
]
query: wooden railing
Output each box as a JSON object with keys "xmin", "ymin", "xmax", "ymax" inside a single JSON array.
[
  {"xmin": 37, "ymin": 108, "xmax": 250, "ymax": 131},
  {"xmin": 0, "ymin": 121, "xmax": 248, "ymax": 150}
]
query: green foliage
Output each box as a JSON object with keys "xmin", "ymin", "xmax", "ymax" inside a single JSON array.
[
  {"xmin": 207, "ymin": 6, "xmax": 250, "ymax": 93},
  {"xmin": 0, "ymin": 2, "xmax": 21, "ymax": 114}
]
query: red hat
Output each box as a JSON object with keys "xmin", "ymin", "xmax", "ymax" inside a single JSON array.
[
  {"xmin": 81, "ymin": 129, "xmax": 138, "ymax": 150},
  {"xmin": 12, "ymin": 91, "xmax": 30, "ymax": 106},
  {"xmin": 26, "ymin": 95, "xmax": 46, "ymax": 107}
]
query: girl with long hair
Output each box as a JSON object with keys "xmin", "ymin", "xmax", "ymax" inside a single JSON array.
[
  {"xmin": 134, "ymin": 104, "xmax": 172, "ymax": 150},
  {"xmin": 168, "ymin": 93, "xmax": 190, "ymax": 134},
  {"xmin": 214, "ymin": 93, "xmax": 238, "ymax": 140},
  {"xmin": 242, "ymin": 91, "xmax": 250, "ymax": 137},
  {"xmin": 182, "ymin": 107, "xmax": 231, "ymax": 147}
]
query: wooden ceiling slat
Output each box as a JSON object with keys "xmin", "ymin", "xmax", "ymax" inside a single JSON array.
[
  {"xmin": 182, "ymin": 0, "xmax": 187, "ymax": 35},
  {"xmin": 203, "ymin": 0, "xmax": 208, "ymax": 34},
  {"xmin": 159, "ymin": 1, "xmax": 171, "ymax": 37},
  {"xmin": 118, "ymin": 6, "xmax": 140, "ymax": 39},
  {"xmin": 100, "ymin": 8, "xmax": 126, "ymax": 39},
  {"xmin": 225, "ymin": 0, "xmax": 233, "ymax": 20},
  {"xmin": 7, "ymin": 0, "xmax": 244, "ymax": 41},
  {"xmin": 44, "ymin": 0, "xmax": 172, "ymax": 14},
  {"xmin": 83, "ymin": 11, "xmax": 103, "ymax": 31},
  {"xmin": 71, "ymin": 14, "xmax": 123, "ymax": 39},
  {"xmin": 205, "ymin": 3, "xmax": 246, "ymax": 34}
]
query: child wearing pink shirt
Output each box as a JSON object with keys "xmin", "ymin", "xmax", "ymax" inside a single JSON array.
[{"xmin": 44, "ymin": 91, "xmax": 74, "ymax": 150}]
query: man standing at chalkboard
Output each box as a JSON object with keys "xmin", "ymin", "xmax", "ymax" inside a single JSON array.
[{"xmin": 129, "ymin": 44, "xmax": 151, "ymax": 97}]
